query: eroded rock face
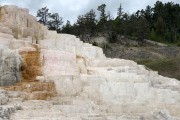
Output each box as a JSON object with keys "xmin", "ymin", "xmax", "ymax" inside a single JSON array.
[
  {"xmin": 0, "ymin": 49, "xmax": 21, "ymax": 86},
  {"xmin": 0, "ymin": 5, "xmax": 47, "ymax": 42},
  {"xmin": 0, "ymin": 90, "xmax": 8, "ymax": 105},
  {"xmin": 0, "ymin": 5, "xmax": 179, "ymax": 120}
]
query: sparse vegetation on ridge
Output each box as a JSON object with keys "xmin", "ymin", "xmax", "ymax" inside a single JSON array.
[{"xmin": 137, "ymin": 58, "xmax": 180, "ymax": 80}]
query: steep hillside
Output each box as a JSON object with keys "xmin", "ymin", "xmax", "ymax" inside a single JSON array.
[{"xmin": 104, "ymin": 42, "xmax": 180, "ymax": 80}]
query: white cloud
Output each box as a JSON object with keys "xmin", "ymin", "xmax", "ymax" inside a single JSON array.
[{"xmin": 0, "ymin": 0, "xmax": 179, "ymax": 23}]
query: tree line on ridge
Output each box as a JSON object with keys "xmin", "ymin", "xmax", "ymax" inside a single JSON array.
[{"xmin": 36, "ymin": 1, "xmax": 180, "ymax": 44}]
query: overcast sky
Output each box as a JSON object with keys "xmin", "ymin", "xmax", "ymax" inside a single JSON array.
[{"xmin": 0, "ymin": 0, "xmax": 179, "ymax": 23}]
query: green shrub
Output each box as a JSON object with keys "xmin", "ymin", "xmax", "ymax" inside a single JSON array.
[
  {"xmin": 177, "ymin": 41, "xmax": 180, "ymax": 47},
  {"xmin": 102, "ymin": 43, "xmax": 111, "ymax": 51},
  {"xmin": 92, "ymin": 41, "xmax": 98, "ymax": 46}
]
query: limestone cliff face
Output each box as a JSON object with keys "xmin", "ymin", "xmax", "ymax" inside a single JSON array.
[
  {"xmin": 0, "ymin": 5, "xmax": 48, "ymax": 86},
  {"xmin": 0, "ymin": 5, "xmax": 179, "ymax": 120},
  {"xmin": 0, "ymin": 5, "xmax": 47, "ymax": 42}
]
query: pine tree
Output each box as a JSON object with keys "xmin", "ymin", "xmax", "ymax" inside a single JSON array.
[
  {"xmin": 117, "ymin": 4, "xmax": 123, "ymax": 18},
  {"xmin": 48, "ymin": 13, "xmax": 63, "ymax": 31},
  {"xmin": 36, "ymin": 6, "xmax": 51, "ymax": 25},
  {"xmin": 97, "ymin": 4, "xmax": 107, "ymax": 22}
]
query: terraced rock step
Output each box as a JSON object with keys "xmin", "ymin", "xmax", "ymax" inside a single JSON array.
[
  {"xmin": 0, "ymin": 104, "xmax": 22, "ymax": 120},
  {"xmin": 4, "ymin": 81, "xmax": 57, "ymax": 100},
  {"xmin": 9, "ymin": 98, "xmax": 180, "ymax": 120}
]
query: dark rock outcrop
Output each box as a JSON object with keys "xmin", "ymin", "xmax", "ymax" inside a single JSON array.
[{"xmin": 0, "ymin": 49, "xmax": 21, "ymax": 86}]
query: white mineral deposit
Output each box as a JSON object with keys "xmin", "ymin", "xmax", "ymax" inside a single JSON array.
[{"xmin": 0, "ymin": 5, "xmax": 179, "ymax": 120}]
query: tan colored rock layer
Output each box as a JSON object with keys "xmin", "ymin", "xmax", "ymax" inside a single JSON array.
[
  {"xmin": 19, "ymin": 47, "xmax": 42, "ymax": 82},
  {"xmin": 4, "ymin": 81, "xmax": 57, "ymax": 100}
]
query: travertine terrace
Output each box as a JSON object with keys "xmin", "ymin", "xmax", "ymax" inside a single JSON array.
[{"xmin": 0, "ymin": 5, "xmax": 179, "ymax": 120}]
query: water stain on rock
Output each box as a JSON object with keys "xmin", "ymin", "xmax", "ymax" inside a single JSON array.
[
  {"xmin": 19, "ymin": 46, "xmax": 42, "ymax": 82},
  {"xmin": 3, "ymin": 46, "xmax": 57, "ymax": 100}
]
